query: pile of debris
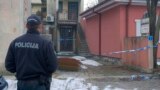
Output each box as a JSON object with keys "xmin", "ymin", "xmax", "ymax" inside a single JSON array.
[
  {"xmin": 58, "ymin": 57, "xmax": 81, "ymax": 71},
  {"xmin": 58, "ymin": 56, "xmax": 102, "ymax": 71}
]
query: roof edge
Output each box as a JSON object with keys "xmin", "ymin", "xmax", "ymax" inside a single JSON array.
[{"xmin": 80, "ymin": 0, "xmax": 160, "ymax": 18}]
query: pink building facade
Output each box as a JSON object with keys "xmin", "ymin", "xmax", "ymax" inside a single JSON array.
[{"xmin": 81, "ymin": 0, "xmax": 160, "ymax": 71}]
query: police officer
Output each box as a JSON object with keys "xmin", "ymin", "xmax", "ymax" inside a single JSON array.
[{"xmin": 5, "ymin": 14, "xmax": 58, "ymax": 90}]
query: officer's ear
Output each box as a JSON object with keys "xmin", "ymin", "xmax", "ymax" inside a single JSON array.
[
  {"xmin": 26, "ymin": 24, "xmax": 28, "ymax": 29},
  {"xmin": 26, "ymin": 24, "xmax": 29, "ymax": 30},
  {"xmin": 26, "ymin": 24, "xmax": 31, "ymax": 30},
  {"xmin": 37, "ymin": 23, "xmax": 44, "ymax": 33}
]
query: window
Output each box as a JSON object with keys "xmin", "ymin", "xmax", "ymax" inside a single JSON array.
[
  {"xmin": 135, "ymin": 19, "xmax": 142, "ymax": 37},
  {"xmin": 68, "ymin": 2, "xmax": 78, "ymax": 20},
  {"xmin": 59, "ymin": 1, "xmax": 63, "ymax": 13},
  {"xmin": 41, "ymin": 7, "xmax": 46, "ymax": 12}
]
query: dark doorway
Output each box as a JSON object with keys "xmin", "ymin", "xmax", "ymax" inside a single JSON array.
[
  {"xmin": 68, "ymin": 2, "xmax": 78, "ymax": 20},
  {"xmin": 59, "ymin": 25, "xmax": 76, "ymax": 51}
]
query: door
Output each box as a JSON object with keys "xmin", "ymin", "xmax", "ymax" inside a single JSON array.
[
  {"xmin": 68, "ymin": 2, "xmax": 78, "ymax": 20},
  {"xmin": 59, "ymin": 25, "xmax": 75, "ymax": 51}
]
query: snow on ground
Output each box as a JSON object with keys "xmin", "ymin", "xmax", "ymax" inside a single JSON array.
[
  {"xmin": 103, "ymin": 85, "xmax": 143, "ymax": 90},
  {"xmin": 81, "ymin": 65, "xmax": 88, "ymax": 69},
  {"xmin": 104, "ymin": 85, "xmax": 125, "ymax": 90},
  {"xmin": 6, "ymin": 77, "xmax": 99, "ymax": 90},
  {"xmin": 6, "ymin": 78, "xmax": 160, "ymax": 90},
  {"xmin": 6, "ymin": 78, "xmax": 131, "ymax": 90},
  {"xmin": 157, "ymin": 62, "xmax": 160, "ymax": 65},
  {"xmin": 72, "ymin": 56, "xmax": 87, "ymax": 61},
  {"xmin": 80, "ymin": 59, "xmax": 102, "ymax": 66},
  {"xmin": 6, "ymin": 79, "xmax": 17, "ymax": 90},
  {"xmin": 72, "ymin": 56, "xmax": 102, "ymax": 67}
]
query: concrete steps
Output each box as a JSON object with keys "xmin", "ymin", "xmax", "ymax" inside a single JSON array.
[{"xmin": 77, "ymin": 23, "xmax": 91, "ymax": 57}]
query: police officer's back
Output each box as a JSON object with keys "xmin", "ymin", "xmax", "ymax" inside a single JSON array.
[{"xmin": 5, "ymin": 14, "xmax": 58, "ymax": 90}]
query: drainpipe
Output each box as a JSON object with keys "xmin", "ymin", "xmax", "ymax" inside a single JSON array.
[
  {"xmin": 126, "ymin": 0, "xmax": 132, "ymax": 37},
  {"xmin": 93, "ymin": 10, "xmax": 102, "ymax": 56},
  {"xmin": 99, "ymin": 13, "xmax": 102, "ymax": 56}
]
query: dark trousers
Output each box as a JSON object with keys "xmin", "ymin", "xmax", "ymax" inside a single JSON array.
[{"xmin": 17, "ymin": 79, "xmax": 51, "ymax": 90}]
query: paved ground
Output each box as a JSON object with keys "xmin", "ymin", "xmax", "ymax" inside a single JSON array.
[
  {"xmin": 53, "ymin": 65, "xmax": 141, "ymax": 79},
  {"xmin": 4, "ymin": 57, "xmax": 160, "ymax": 90},
  {"xmin": 52, "ymin": 64, "xmax": 160, "ymax": 90},
  {"xmin": 89, "ymin": 79, "xmax": 160, "ymax": 90}
]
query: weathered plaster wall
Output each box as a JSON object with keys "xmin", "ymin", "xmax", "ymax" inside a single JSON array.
[{"xmin": 0, "ymin": 0, "xmax": 31, "ymax": 72}]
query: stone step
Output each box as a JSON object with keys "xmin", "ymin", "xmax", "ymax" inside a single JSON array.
[
  {"xmin": 77, "ymin": 23, "xmax": 90, "ymax": 55},
  {"xmin": 80, "ymin": 42, "xmax": 88, "ymax": 44},
  {"xmin": 79, "ymin": 50, "xmax": 89, "ymax": 52},
  {"xmin": 78, "ymin": 53, "xmax": 92, "ymax": 57},
  {"xmin": 80, "ymin": 44, "xmax": 88, "ymax": 46},
  {"xmin": 80, "ymin": 45, "xmax": 88, "ymax": 47},
  {"xmin": 80, "ymin": 47, "xmax": 88, "ymax": 49},
  {"xmin": 79, "ymin": 51, "xmax": 89, "ymax": 53},
  {"xmin": 79, "ymin": 52, "xmax": 89, "ymax": 54},
  {"xmin": 79, "ymin": 49, "xmax": 89, "ymax": 52}
]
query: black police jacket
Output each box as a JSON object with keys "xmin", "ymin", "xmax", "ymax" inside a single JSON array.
[{"xmin": 5, "ymin": 29, "xmax": 58, "ymax": 80}]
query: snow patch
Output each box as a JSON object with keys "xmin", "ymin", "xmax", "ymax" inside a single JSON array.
[
  {"xmin": 72, "ymin": 56, "xmax": 102, "ymax": 67},
  {"xmin": 157, "ymin": 62, "xmax": 160, "ymax": 65},
  {"xmin": 91, "ymin": 86, "xmax": 99, "ymax": 90},
  {"xmin": 81, "ymin": 59, "xmax": 102, "ymax": 66},
  {"xmin": 104, "ymin": 85, "xmax": 125, "ymax": 90},
  {"xmin": 81, "ymin": 65, "xmax": 88, "ymax": 69},
  {"xmin": 72, "ymin": 56, "xmax": 86, "ymax": 61},
  {"xmin": 6, "ymin": 78, "xmax": 99, "ymax": 90},
  {"xmin": 6, "ymin": 79, "xmax": 17, "ymax": 90}
]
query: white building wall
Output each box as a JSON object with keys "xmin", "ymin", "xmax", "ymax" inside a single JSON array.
[
  {"xmin": 0, "ymin": 0, "xmax": 31, "ymax": 72},
  {"xmin": 80, "ymin": 0, "xmax": 84, "ymax": 12}
]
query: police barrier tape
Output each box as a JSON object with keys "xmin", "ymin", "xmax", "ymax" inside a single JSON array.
[
  {"xmin": 109, "ymin": 45, "xmax": 158, "ymax": 55},
  {"xmin": 58, "ymin": 39, "xmax": 159, "ymax": 55}
]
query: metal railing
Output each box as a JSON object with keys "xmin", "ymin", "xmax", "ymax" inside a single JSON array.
[{"xmin": 58, "ymin": 9, "xmax": 78, "ymax": 21}]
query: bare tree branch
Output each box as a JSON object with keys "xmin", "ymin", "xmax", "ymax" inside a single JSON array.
[{"xmin": 86, "ymin": 0, "xmax": 98, "ymax": 9}]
